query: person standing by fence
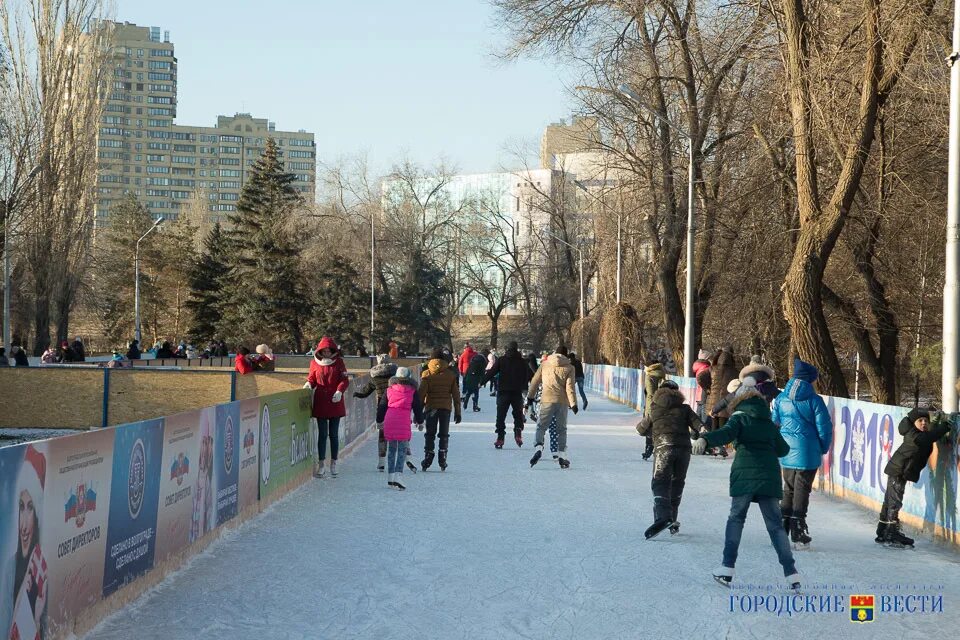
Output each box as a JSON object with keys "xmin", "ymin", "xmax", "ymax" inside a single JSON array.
[{"xmin": 308, "ymin": 337, "xmax": 350, "ymax": 479}]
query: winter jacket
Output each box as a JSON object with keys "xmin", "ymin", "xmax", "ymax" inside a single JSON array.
[
  {"xmin": 771, "ymin": 360, "xmax": 833, "ymax": 470},
  {"xmin": 353, "ymin": 363, "xmax": 398, "ymax": 404},
  {"xmin": 884, "ymin": 410, "xmax": 951, "ymax": 482},
  {"xmin": 703, "ymin": 392, "xmax": 791, "ymax": 498},
  {"xmin": 571, "ymin": 355, "xmax": 585, "ymax": 379},
  {"xmin": 420, "ymin": 359, "xmax": 461, "ymax": 415},
  {"xmin": 463, "ymin": 353, "xmax": 487, "ymax": 392},
  {"xmin": 458, "ymin": 347, "xmax": 477, "ymax": 376},
  {"xmin": 12, "ymin": 349, "xmax": 29, "ymax": 367},
  {"xmin": 41, "ymin": 349, "xmax": 58, "ymax": 364},
  {"xmin": 235, "ymin": 354, "xmax": 253, "ymax": 375},
  {"xmin": 482, "ymin": 348, "xmax": 530, "ymax": 392},
  {"xmin": 740, "ymin": 362, "xmax": 779, "ymax": 403},
  {"xmin": 377, "ymin": 378, "xmax": 424, "ymax": 441},
  {"xmin": 527, "ymin": 353, "xmax": 577, "ymax": 407},
  {"xmin": 127, "ymin": 343, "xmax": 142, "ymax": 360},
  {"xmin": 307, "ymin": 356, "xmax": 350, "ymax": 419},
  {"xmin": 711, "ymin": 391, "xmax": 738, "ymax": 420},
  {"xmin": 692, "ymin": 359, "xmax": 711, "ymax": 406},
  {"xmin": 72, "ymin": 340, "xmax": 86, "ymax": 362},
  {"xmin": 643, "ymin": 363, "xmax": 666, "ymax": 417},
  {"xmin": 636, "ymin": 387, "xmax": 702, "ymax": 450},
  {"xmin": 708, "ymin": 349, "xmax": 737, "ymax": 414}
]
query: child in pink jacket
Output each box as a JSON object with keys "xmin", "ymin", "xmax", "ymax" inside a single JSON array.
[{"xmin": 376, "ymin": 367, "xmax": 424, "ymax": 490}]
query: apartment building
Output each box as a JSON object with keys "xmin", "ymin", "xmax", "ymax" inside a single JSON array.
[{"xmin": 94, "ymin": 22, "xmax": 316, "ymax": 227}]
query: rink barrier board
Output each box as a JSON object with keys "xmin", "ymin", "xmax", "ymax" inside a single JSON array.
[
  {"xmin": 584, "ymin": 364, "xmax": 960, "ymax": 550},
  {"xmin": 0, "ymin": 377, "xmax": 376, "ymax": 640}
]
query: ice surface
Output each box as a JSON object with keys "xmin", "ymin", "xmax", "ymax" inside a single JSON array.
[{"xmin": 85, "ymin": 393, "xmax": 960, "ymax": 639}]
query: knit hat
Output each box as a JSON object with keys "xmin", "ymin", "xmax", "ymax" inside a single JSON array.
[
  {"xmin": 396, "ymin": 366, "xmax": 411, "ymax": 380},
  {"xmin": 256, "ymin": 344, "xmax": 272, "ymax": 356},
  {"xmin": 376, "ymin": 354, "xmax": 390, "ymax": 365},
  {"xmin": 17, "ymin": 445, "xmax": 46, "ymax": 518},
  {"xmin": 792, "ymin": 358, "xmax": 819, "ymax": 383},
  {"xmin": 697, "ymin": 349, "xmax": 711, "ymax": 360},
  {"xmin": 726, "ymin": 379, "xmax": 742, "ymax": 394}
]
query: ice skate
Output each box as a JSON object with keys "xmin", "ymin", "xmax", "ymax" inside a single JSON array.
[
  {"xmin": 883, "ymin": 521, "xmax": 914, "ymax": 548},
  {"xmin": 438, "ymin": 449, "xmax": 447, "ymax": 471},
  {"xmin": 330, "ymin": 461, "xmax": 338, "ymax": 477},
  {"xmin": 712, "ymin": 566, "xmax": 734, "ymax": 587},
  {"xmin": 785, "ymin": 573, "xmax": 801, "ymax": 592},
  {"xmin": 669, "ymin": 521, "xmax": 680, "ymax": 535},
  {"xmin": 494, "ymin": 438, "xmax": 504, "ymax": 449},
  {"xmin": 421, "ymin": 451, "xmax": 434, "ymax": 472},
  {"xmin": 558, "ymin": 456, "xmax": 570, "ymax": 469},
  {"xmin": 790, "ymin": 517, "xmax": 811, "ymax": 549},
  {"xmin": 314, "ymin": 462, "xmax": 325, "ymax": 479},
  {"xmin": 514, "ymin": 433, "xmax": 523, "ymax": 448},
  {"xmin": 644, "ymin": 519, "xmax": 673, "ymax": 540},
  {"xmin": 377, "ymin": 456, "xmax": 385, "ymax": 472},
  {"xmin": 394, "ymin": 475, "xmax": 406, "ymax": 490},
  {"xmin": 405, "ymin": 459, "xmax": 418, "ymax": 474},
  {"xmin": 530, "ymin": 445, "xmax": 543, "ymax": 467}
]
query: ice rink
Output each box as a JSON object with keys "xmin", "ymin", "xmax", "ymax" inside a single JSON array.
[{"xmin": 86, "ymin": 393, "xmax": 960, "ymax": 639}]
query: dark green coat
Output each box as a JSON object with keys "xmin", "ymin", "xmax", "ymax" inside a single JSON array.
[{"xmin": 703, "ymin": 392, "xmax": 790, "ymax": 498}]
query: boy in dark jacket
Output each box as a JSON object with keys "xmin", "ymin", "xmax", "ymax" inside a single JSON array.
[
  {"xmin": 876, "ymin": 407, "xmax": 952, "ymax": 547},
  {"xmin": 636, "ymin": 380, "xmax": 703, "ymax": 538},
  {"xmin": 353, "ymin": 355, "xmax": 403, "ymax": 472},
  {"xmin": 483, "ymin": 341, "xmax": 530, "ymax": 448},
  {"xmin": 693, "ymin": 390, "xmax": 800, "ymax": 590},
  {"xmin": 420, "ymin": 347, "xmax": 462, "ymax": 470}
]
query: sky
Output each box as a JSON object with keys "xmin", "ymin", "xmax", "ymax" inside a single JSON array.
[{"xmin": 116, "ymin": 0, "xmax": 574, "ymax": 177}]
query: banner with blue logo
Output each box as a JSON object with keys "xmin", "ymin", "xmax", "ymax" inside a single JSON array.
[
  {"xmin": 215, "ymin": 402, "xmax": 240, "ymax": 526},
  {"xmin": 154, "ymin": 408, "xmax": 204, "ymax": 564},
  {"xmin": 238, "ymin": 399, "xmax": 260, "ymax": 511},
  {"xmin": 102, "ymin": 418, "xmax": 163, "ymax": 596}
]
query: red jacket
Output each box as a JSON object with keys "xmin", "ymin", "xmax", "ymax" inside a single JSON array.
[
  {"xmin": 458, "ymin": 347, "xmax": 476, "ymax": 375},
  {"xmin": 308, "ymin": 356, "xmax": 350, "ymax": 418},
  {"xmin": 235, "ymin": 354, "xmax": 253, "ymax": 375}
]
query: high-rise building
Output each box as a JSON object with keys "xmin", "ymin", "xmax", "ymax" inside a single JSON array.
[{"xmin": 94, "ymin": 22, "xmax": 316, "ymax": 227}]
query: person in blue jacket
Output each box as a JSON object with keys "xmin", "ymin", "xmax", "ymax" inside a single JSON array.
[{"xmin": 771, "ymin": 359, "xmax": 833, "ymax": 548}]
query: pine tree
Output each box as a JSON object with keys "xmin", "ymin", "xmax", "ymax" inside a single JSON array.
[
  {"xmin": 219, "ymin": 138, "xmax": 307, "ymax": 351},
  {"xmin": 186, "ymin": 222, "xmax": 228, "ymax": 343},
  {"xmin": 307, "ymin": 252, "xmax": 370, "ymax": 354},
  {"xmin": 395, "ymin": 249, "xmax": 451, "ymax": 352}
]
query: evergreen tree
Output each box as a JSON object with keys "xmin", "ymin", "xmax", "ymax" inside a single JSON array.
[
  {"xmin": 186, "ymin": 222, "xmax": 228, "ymax": 343},
  {"xmin": 395, "ymin": 249, "xmax": 451, "ymax": 353},
  {"xmin": 307, "ymin": 252, "xmax": 370, "ymax": 354},
  {"xmin": 219, "ymin": 138, "xmax": 307, "ymax": 351}
]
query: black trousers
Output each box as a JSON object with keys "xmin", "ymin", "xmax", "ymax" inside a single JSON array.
[
  {"xmin": 780, "ymin": 468, "xmax": 818, "ymax": 519},
  {"xmin": 424, "ymin": 409, "xmax": 451, "ymax": 453},
  {"xmin": 651, "ymin": 447, "xmax": 691, "ymax": 523},
  {"xmin": 495, "ymin": 391, "xmax": 525, "ymax": 437},
  {"xmin": 880, "ymin": 475, "xmax": 907, "ymax": 522}
]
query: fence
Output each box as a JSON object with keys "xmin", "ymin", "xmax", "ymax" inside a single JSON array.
[
  {"xmin": 129, "ymin": 354, "xmax": 375, "ymax": 370},
  {"xmin": 584, "ymin": 363, "xmax": 960, "ymax": 548},
  {"xmin": 0, "ymin": 378, "xmax": 376, "ymax": 640}
]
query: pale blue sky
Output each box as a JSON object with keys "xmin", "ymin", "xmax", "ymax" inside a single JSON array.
[{"xmin": 117, "ymin": 0, "xmax": 573, "ymax": 176}]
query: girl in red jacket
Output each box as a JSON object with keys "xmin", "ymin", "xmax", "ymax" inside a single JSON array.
[{"xmin": 307, "ymin": 336, "xmax": 350, "ymax": 478}]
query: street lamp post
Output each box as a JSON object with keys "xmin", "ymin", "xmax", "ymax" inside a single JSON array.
[
  {"xmin": 944, "ymin": 0, "xmax": 960, "ymax": 412},
  {"xmin": 3, "ymin": 164, "xmax": 42, "ymax": 351},
  {"xmin": 134, "ymin": 218, "xmax": 164, "ymax": 345},
  {"xmin": 370, "ymin": 214, "xmax": 375, "ymax": 353},
  {"xmin": 619, "ymin": 84, "xmax": 696, "ymax": 377},
  {"xmin": 573, "ymin": 180, "xmax": 621, "ymax": 303}
]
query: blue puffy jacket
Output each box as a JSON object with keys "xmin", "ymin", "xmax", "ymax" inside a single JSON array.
[{"xmin": 771, "ymin": 362, "xmax": 833, "ymax": 470}]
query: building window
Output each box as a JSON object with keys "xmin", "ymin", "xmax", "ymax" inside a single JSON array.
[
  {"xmin": 147, "ymin": 154, "xmax": 165, "ymax": 162},
  {"xmin": 219, "ymin": 135, "xmax": 242, "ymax": 143},
  {"xmin": 172, "ymin": 156, "xmax": 195, "ymax": 164}
]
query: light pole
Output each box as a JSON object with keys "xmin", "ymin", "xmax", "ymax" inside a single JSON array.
[
  {"xmin": 619, "ymin": 84, "xmax": 696, "ymax": 377},
  {"xmin": 370, "ymin": 213, "xmax": 375, "ymax": 353},
  {"xmin": 134, "ymin": 218, "xmax": 163, "ymax": 345},
  {"xmin": 3, "ymin": 164, "xmax": 42, "ymax": 350},
  {"xmin": 944, "ymin": 0, "xmax": 960, "ymax": 412},
  {"xmin": 544, "ymin": 229, "xmax": 585, "ymax": 356},
  {"xmin": 573, "ymin": 179, "xmax": 621, "ymax": 303}
]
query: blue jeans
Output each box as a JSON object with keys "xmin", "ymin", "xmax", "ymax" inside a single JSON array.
[
  {"xmin": 576, "ymin": 377, "xmax": 587, "ymax": 406},
  {"xmin": 722, "ymin": 495, "xmax": 797, "ymax": 577},
  {"xmin": 317, "ymin": 417, "xmax": 341, "ymax": 461},
  {"xmin": 387, "ymin": 439, "xmax": 408, "ymax": 474}
]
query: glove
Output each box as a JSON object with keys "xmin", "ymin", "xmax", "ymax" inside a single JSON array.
[
  {"xmin": 692, "ymin": 437, "xmax": 708, "ymax": 455},
  {"xmin": 303, "ymin": 382, "xmax": 312, "ymax": 389},
  {"xmin": 571, "ymin": 405, "xmax": 579, "ymax": 415},
  {"xmin": 699, "ymin": 426, "xmax": 709, "ymax": 435},
  {"xmin": 932, "ymin": 410, "xmax": 946, "ymax": 423},
  {"xmin": 376, "ymin": 422, "xmax": 383, "ymax": 430},
  {"xmin": 454, "ymin": 414, "xmax": 462, "ymax": 424},
  {"xmin": 332, "ymin": 390, "xmax": 343, "ymax": 403},
  {"xmin": 417, "ymin": 423, "xmax": 425, "ymax": 432}
]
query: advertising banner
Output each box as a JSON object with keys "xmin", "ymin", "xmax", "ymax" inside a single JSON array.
[
  {"xmin": 215, "ymin": 402, "xmax": 240, "ymax": 526},
  {"xmin": 584, "ymin": 364, "xmax": 697, "ymax": 413},
  {"xmin": 44, "ymin": 430, "xmax": 114, "ymax": 635},
  {"xmin": 259, "ymin": 390, "xmax": 313, "ymax": 499},
  {"xmin": 238, "ymin": 399, "xmax": 260, "ymax": 510},
  {"xmin": 340, "ymin": 374, "xmax": 375, "ymax": 452},
  {"xmin": 102, "ymin": 418, "xmax": 163, "ymax": 596},
  {"xmin": 155, "ymin": 410, "xmax": 203, "ymax": 564}
]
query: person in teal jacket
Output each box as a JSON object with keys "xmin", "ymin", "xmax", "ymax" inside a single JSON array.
[
  {"xmin": 693, "ymin": 390, "xmax": 800, "ymax": 590},
  {"xmin": 771, "ymin": 359, "xmax": 833, "ymax": 548}
]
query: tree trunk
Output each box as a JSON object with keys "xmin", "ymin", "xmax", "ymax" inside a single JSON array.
[
  {"xmin": 488, "ymin": 311, "xmax": 500, "ymax": 349},
  {"xmin": 32, "ymin": 294, "xmax": 50, "ymax": 356},
  {"xmin": 657, "ymin": 266, "xmax": 685, "ymax": 371}
]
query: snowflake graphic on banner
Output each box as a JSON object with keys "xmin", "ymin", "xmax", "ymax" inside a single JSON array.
[{"xmin": 851, "ymin": 419, "xmax": 866, "ymax": 475}]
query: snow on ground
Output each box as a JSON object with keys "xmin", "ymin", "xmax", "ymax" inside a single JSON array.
[{"xmin": 85, "ymin": 393, "xmax": 960, "ymax": 640}]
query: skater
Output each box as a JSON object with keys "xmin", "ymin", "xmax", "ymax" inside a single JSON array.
[
  {"xmin": 462, "ymin": 350, "xmax": 487, "ymax": 413},
  {"xmin": 691, "ymin": 389, "xmax": 801, "ymax": 590},
  {"xmin": 636, "ymin": 380, "xmax": 704, "ymax": 538},
  {"xmin": 525, "ymin": 352, "xmax": 540, "ymax": 419},
  {"xmin": 707, "ymin": 346, "xmax": 738, "ymax": 431},
  {"xmin": 526, "ymin": 346, "xmax": 578, "ymax": 469},
  {"xmin": 772, "ymin": 359, "xmax": 833, "ymax": 548},
  {"xmin": 641, "ymin": 362, "xmax": 666, "ymax": 460},
  {"xmin": 876, "ymin": 406, "xmax": 951, "ymax": 547},
  {"xmin": 482, "ymin": 341, "xmax": 530, "ymax": 448},
  {"xmin": 353, "ymin": 355, "xmax": 398, "ymax": 471},
  {"xmin": 740, "ymin": 356, "xmax": 779, "ymax": 404},
  {"xmin": 486, "ymin": 348, "xmax": 498, "ymax": 396},
  {"xmin": 307, "ymin": 337, "xmax": 350, "ymax": 478},
  {"xmin": 692, "ymin": 350, "xmax": 712, "ymax": 429},
  {"xmin": 377, "ymin": 367, "xmax": 425, "ymax": 490},
  {"xmin": 457, "ymin": 343, "xmax": 476, "ymax": 377},
  {"xmin": 419, "ymin": 347, "xmax": 462, "ymax": 471},
  {"xmin": 569, "ymin": 352, "xmax": 588, "ymax": 410}
]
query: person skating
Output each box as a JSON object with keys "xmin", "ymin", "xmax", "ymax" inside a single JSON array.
[
  {"xmin": 307, "ymin": 337, "xmax": 350, "ymax": 478},
  {"xmin": 353, "ymin": 355, "xmax": 398, "ymax": 472},
  {"xmin": 692, "ymin": 350, "xmax": 712, "ymax": 430},
  {"xmin": 641, "ymin": 362, "xmax": 666, "ymax": 460},
  {"xmin": 526, "ymin": 346, "xmax": 578, "ymax": 469},
  {"xmin": 707, "ymin": 346, "xmax": 738, "ymax": 430},
  {"xmin": 462, "ymin": 351, "xmax": 487, "ymax": 412},
  {"xmin": 482, "ymin": 341, "xmax": 529, "ymax": 448},
  {"xmin": 376, "ymin": 367, "xmax": 425, "ymax": 490},
  {"xmin": 569, "ymin": 352, "xmax": 588, "ymax": 410},
  {"xmin": 636, "ymin": 380, "xmax": 704, "ymax": 538},
  {"xmin": 524, "ymin": 352, "xmax": 540, "ymax": 419},
  {"xmin": 486, "ymin": 348, "xmax": 499, "ymax": 396},
  {"xmin": 740, "ymin": 356, "xmax": 780, "ymax": 404},
  {"xmin": 691, "ymin": 389, "xmax": 801, "ymax": 590},
  {"xmin": 457, "ymin": 343, "xmax": 476, "ymax": 378},
  {"xmin": 419, "ymin": 347, "xmax": 462, "ymax": 470},
  {"xmin": 876, "ymin": 406, "xmax": 952, "ymax": 547},
  {"xmin": 771, "ymin": 359, "xmax": 833, "ymax": 548}
]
